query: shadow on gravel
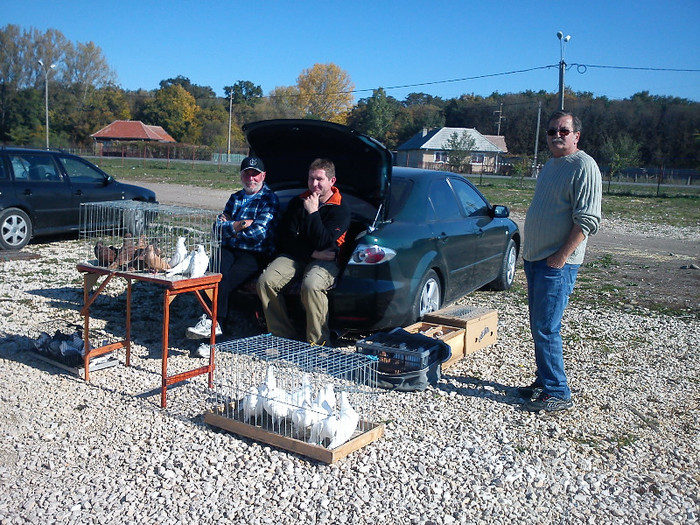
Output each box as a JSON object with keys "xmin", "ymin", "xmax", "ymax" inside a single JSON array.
[{"xmin": 443, "ymin": 375, "xmax": 526, "ymax": 407}]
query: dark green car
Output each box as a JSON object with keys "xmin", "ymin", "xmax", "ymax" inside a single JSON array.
[{"xmin": 244, "ymin": 119, "xmax": 519, "ymax": 332}]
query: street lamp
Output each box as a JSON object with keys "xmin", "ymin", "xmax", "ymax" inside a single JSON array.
[
  {"xmin": 38, "ymin": 59, "xmax": 56, "ymax": 149},
  {"xmin": 556, "ymin": 31, "xmax": 571, "ymax": 110}
]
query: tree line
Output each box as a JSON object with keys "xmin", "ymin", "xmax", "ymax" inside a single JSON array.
[{"xmin": 1, "ymin": 25, "xmax": 698, "ymax": 171}]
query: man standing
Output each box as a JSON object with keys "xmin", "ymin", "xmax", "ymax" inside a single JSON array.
[
  {"xmin": 186, "ymin": 156, "xmax": 279, "ymax": 350},
  {"xmin": 520, "ymin": 110, "xmax": 602, "ymax": 412},
  {"xmin": 257, "ymin": 158, "xmax": 350, "ymax": 346}
]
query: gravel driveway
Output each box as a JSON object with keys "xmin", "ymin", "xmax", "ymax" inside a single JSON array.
[{"xmin": 0, "ymin": 183, "xmax": 698, "ymax": 524}]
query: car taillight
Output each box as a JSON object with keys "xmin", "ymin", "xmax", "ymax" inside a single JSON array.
[{"xmin": 348, "ymin": 244, "xmax": 397, "ymax": 265}]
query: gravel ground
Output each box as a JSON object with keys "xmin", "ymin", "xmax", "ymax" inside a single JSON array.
[{"xmin": 0, "ymin": 216, "xmax": 698, "ymax": 524}]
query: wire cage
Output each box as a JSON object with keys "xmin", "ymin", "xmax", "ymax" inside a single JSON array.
[
  {"xmin": 211, "ymin": 334, "xmax": 381, "ymax": 450},
  {"xmin": 79, "ymin": 200, "xmax": 221, "ymax": 278}
]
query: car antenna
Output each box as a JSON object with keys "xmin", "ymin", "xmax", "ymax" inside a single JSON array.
[{"xmin": 368, "ymin": 202, "xmax": 383, "ymax": 233}]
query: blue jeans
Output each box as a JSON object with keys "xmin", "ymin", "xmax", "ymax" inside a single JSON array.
[{"xmin": 524, "ymin": 259, "xmax": 579, "ymax": 400}]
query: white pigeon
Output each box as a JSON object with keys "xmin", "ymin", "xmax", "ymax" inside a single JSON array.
[
  {"xmin": 240, "ymin": 384, "xmax": 264, "ymax": 424},
  {"xmin": 287, "ymin": 373, "xmax": 313, "ymax": 416},
  {"xmin": 291, "ymin": 399, "xmax": 316, "ymax": 438},
  {"xmin": 187, "ymin": 244, "xmax": 209, "ymax": 278},
  {"xmin": 260, "ymin": 365, "xmax": 290, "ymax": 426},
  {"xmin": 168, "ymin": 236, "xmax": 187, "ymax": 267},
  {"xmin": 308, "ymin": 383, "xmax": 337, "ymax": 444},
  {"xmin": 328, "ymin": 391, "xmax": 360, "ymax": 449},
  {"xmin": 166, "ymin": 249, "xmax": 194, "ymax": 277}
]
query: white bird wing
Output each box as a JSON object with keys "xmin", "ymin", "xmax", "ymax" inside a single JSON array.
[
  {"xmin": 166, "ymin": 250, "xmax": 194, "ymax": 277},
  {"xmin": 169, "ymin": 237, "xmax": 187, "ymax": 267},
  {"xmin": 328, "ymin": 392, "xmax": 360, "ymax": 448},
  {"xmin": 241, "ymin": 385, "xmax": 263, "ymax": 423},
  {"xmin": 188, "ymin": 244, "xmax": 209, "ymax": 278}
]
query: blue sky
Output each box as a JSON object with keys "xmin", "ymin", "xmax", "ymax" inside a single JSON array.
[{"xmin": 4, "ymin": 0, "xmax": 700, "ymax": 102}]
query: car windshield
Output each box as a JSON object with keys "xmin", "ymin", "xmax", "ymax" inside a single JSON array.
[{"xmin": 386, "ymin": 178, "xmax": 412, "ymax": 220}]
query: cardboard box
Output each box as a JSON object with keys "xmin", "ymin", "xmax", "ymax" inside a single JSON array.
[
  {"xmin": 404, "ymin": 321, "xmax": 466, "ymax": 370},
  {"xmin": 423, "ymin": 306, "xmax": 498, "ymax": 355}
]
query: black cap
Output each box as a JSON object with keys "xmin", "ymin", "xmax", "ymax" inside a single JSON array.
[{"xmin": 240, "ymin": 156, "xmax": 265, "ymax": 173}]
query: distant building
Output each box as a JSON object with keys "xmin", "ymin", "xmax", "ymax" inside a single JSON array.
[
  {"xmin": 91, "ymin": 120, "xmax": 176, "ymax": 147},
  {"xmin": 395, "ymin": 127, "xmax": 507, "ymax": 174}
]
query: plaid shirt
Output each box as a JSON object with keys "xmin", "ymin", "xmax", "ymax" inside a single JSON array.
[{"xmin": 216, "ymin": 184, "xmax": 279, "ymax": 255}]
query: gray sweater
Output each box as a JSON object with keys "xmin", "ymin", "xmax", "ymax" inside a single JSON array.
[{"xmin": 523, "ymin": 150, "xmax": 602, "ymax": 265}]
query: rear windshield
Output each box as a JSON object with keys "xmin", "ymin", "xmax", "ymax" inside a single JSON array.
[{"xmin": 386, "ymin": 178, "xmax": 413, "ymax": 220}]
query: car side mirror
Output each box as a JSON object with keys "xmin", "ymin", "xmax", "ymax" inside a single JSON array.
[
  {"xmin": 104, "ymin": 175, "xmax": 114, "ymax": 186},
  {"xmin": 492, "ymin": 205, "xmax": 510, "ymax": 218}
]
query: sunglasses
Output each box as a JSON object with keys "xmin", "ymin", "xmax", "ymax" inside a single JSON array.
[{"xmin": 547, "ymin": 128, "xmax": 574, "ymax": 136}]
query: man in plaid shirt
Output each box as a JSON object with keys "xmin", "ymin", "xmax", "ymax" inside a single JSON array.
[{"xmin": 186, "ymin": 156, "xmax": 279, "ymax": 346}]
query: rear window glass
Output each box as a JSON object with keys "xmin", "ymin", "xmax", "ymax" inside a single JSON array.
[
  {"xmin": 9, "ymin": 154, "xmax": 60, "ymax": 182},
  {"xmin": 386, "ymin": 178, "xmax": 412, "ymax": 219}
]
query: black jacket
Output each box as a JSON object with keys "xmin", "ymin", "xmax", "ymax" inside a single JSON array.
[{"xmin": 278, "ymin": 187, "xmax": 351, "ymax": 262}]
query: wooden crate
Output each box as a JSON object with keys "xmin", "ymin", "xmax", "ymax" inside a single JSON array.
[
  {"xmin": 404, "ymin": 322, "xmax": 466, "ymax": 370},
  {"xmin": 204, "ymin": 405, "xmax": 385, "ymax": 465},
  {"xmin": 423, "ymin": 306, "xmax": 498, "ymax": 355}
]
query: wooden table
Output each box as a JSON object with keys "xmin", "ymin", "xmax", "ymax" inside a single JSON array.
[{"xmin": 77, "ymin": 263, "xmax": 222, "ymax": 408}]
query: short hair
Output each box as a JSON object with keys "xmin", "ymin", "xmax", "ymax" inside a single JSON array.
[
  {"xmin": 548, "ymin": 110, "xmax": 582, "ymax": 133},
  {"xmin": 309, "ymin": 158, "xmax": 336, "ymax": 179}
]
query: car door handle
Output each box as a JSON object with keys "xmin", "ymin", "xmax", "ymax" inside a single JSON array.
[
  {"xmin": 74, "ymin": 190, "xmax": 84, "ymax": 196},
  {"xmin": 435, "ymin": 233, "xmax": 448, "ymax": 243},
  {"xmin": 476, "ymin": 229, "xmax": 485, "ymax": 237},
  {"xmin": 24, "ymin": 189, "xmax": 32, "ymax": 196}
]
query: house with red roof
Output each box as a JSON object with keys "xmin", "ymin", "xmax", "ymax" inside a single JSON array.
[{"xmin": 91, "ymin": 120, "xmax": 176, "ymax": 144}]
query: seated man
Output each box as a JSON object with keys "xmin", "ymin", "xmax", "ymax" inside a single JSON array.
[
  {"xmin": 186, "ymin": 156, "xmax": 279, "ymax": 351},
  {"xmin": 257, "ymin": 158, "xmax": 350, "ymax": 346}
]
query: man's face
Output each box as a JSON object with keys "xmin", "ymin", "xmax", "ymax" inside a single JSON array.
[
  {"xmin": 240, "ymin": 168, "xmax": 265, "ymax": 194},
  {"xmin": 546, "ymin": 115, "xmax": 580, "ymax": 158},
  {"xmin": 308, "ymin": 168, "xmax": 335, "ymax": 200}
]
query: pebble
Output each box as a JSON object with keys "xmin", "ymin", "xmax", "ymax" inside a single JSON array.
[{"xmin": 0, "ymin": 228, "xmax": 698, "ymax": 525}]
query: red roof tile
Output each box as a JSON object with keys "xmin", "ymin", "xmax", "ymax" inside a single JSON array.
[{"xmin": 91, "ymin": 120, "xmax": 176, "ymax": 142}]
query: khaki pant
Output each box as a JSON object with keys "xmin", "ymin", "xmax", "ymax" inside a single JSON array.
[{"xmin": 256, "ymin": 255, "xmax": 339, "ymax": 345}]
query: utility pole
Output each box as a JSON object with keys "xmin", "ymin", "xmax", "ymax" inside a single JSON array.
[
  {"xmin": 227, "ymin": 89, "xmax": 233, "ymax": 160},
  {"xmin": 494, "ymin": 103, "xmax": 505, "ymax": 135},
  {"xmin": 557, "ymin": 31, "xmax": 571, "ymax": 110},
  {"xmin": 532, "ymin": 100, "xmax": 542, "ymax": 177}
]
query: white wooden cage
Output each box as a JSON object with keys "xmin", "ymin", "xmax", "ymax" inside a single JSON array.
[{"xmin": 79, "ymin": 200, "xmax": 221, "ymax": 278}]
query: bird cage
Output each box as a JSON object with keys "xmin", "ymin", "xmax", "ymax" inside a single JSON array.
[
  {"xmin": 79, "ymin": 200, "xmax": 221, "ymax": 278},
  {"xmin": 206, "ymin": 334, "xmax": 384, "ymax": 463}
]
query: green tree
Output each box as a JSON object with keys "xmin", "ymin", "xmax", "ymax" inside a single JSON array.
[
  {"xmin": 348, "ymin": 88, "xmax": 400, "ymax": 146},
  {"xmin": 296, "ymin": 63, "xmax": 354, "ymax": 123},
  {"xmin": 140, "ymin": 84, "xmax": 199, "ymax": 143},
  {"xmin": 601, "ymin": 134, "xmax": 641, "ymax": 192},
  {"xmin": 444, "ymin": 130, "xmax": 476, "ymax": 173},
  {"xmin": 63, "ymin": 41, "xmax": 116, "ymax": 104},
  {"xmin": 264, "ymin": 85, "xmax": 303, "ymax": 119}
]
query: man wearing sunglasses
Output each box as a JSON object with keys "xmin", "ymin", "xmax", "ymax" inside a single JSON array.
[{"xmin": 519, "ymin": 110, "xmax": 602, "ymax": 412}]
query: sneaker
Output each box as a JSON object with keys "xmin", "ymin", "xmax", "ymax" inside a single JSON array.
[
  {"xmin": 524, "ymin": 392, "xmax": 573, "ymax": 412},
  {"xmin": 516, "ymin": 382, "xmax": 543, "ymax": 401},
  {"xmin": 191, "ymin": 343, "xmax": 211, "ymax": 358},
  {"xmin": 186, "ymin": 314, "xmax": 222, "ymax": 340}
]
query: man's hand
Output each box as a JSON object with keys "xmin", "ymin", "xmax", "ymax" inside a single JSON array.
[
  {"xmin": 233, "ymin": 219, "xmax": 252, "ymax": 232},
  {"xmin": 311, "ymin": 249, "xmax": 337, "ymax": 261},
  {"xmin": 546, "ymin": 252, "xmax": 567, "ymax": 269},
  {"xmin": 303, "ymin": 192, "xmax": 320, "ymax": 214}
]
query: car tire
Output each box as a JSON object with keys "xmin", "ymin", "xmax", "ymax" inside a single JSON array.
[
  {"xmin": 0, "ymin": 208, "xmax": 32, "ymax": 250},
  {"xmin": 412, "ymin": 269, "xmax": 441, "ymax": 321},
  {"xmin": 488, "ymin": 238, "xmax": 517, "ymax": 291}
]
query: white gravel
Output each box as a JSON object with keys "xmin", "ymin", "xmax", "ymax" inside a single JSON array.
[{"xmin": 0, "ymin": 225, "xmax": 698, "ymax": 525}]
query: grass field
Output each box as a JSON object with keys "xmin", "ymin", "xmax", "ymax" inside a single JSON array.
[{"xmin": 92, "ymin": 157, "xmax": 700, "ymax": 228}]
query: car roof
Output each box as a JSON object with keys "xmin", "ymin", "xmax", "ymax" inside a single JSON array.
[{"xmin": 242, "ymin": 119, "xmax": 393, "ymax": 212}]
